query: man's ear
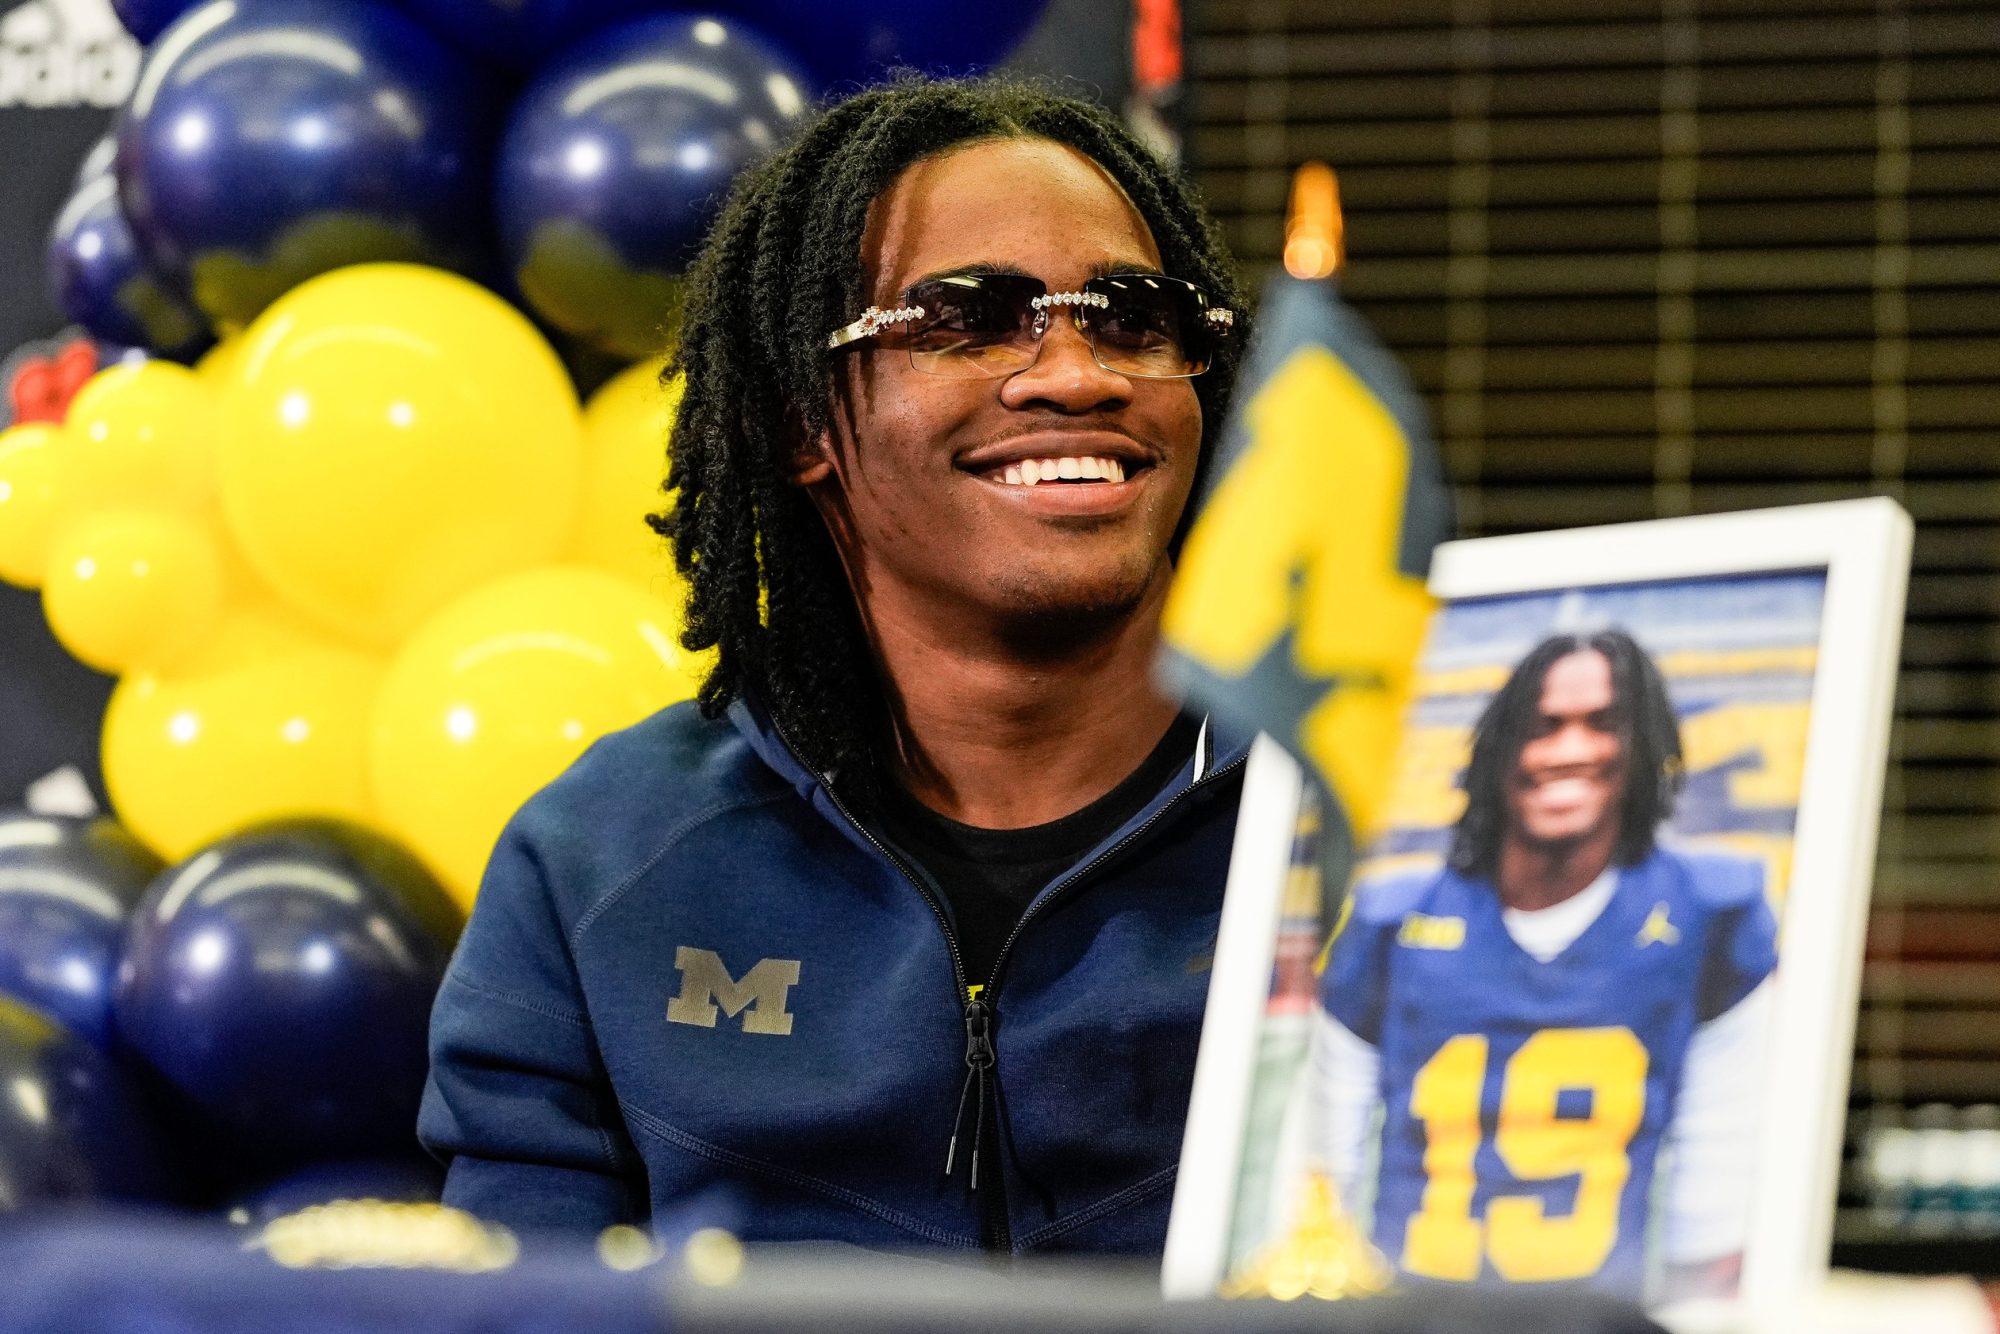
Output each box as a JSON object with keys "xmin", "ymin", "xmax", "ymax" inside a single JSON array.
[{"xmin": 787, "ymin": 428, "xmax": 836, "ymax": 487}]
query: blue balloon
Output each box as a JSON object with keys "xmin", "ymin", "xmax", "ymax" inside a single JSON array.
[
  {"xmin": 0, "ymin": 811, "xmax": 163, "ymax": 1051},
  {"xmin": 113, "ymin": 819, "xmax": 462, "ymax": 1161},
  {"xmin": 727, "ymin": 0, "xmax": 1047, "ymax": 90},
  {"xmin": 496, "ymin": 13, "xmax": 809, "ymax": 359},
  {"xmin": 396, "ymin": 0, "xmax": 652, "ymax": 73},
  {"xmin": 116, "ymin": 0, "xmax": 494, "ymax": 333},
  {"xmin": 111, "ymin": 0, "xmax": 201, "ymax": 45},
  {"xmin": 225, "ymin": 1155, "xmax": 443, "ymax": 1228},
  {"xmin": 0, "ymin": 995, "xmax": 168, "ymax": 1209},
  {"xmin": 74, "ymin": 134, "xmax": 121, "ymax": 190},
  {"xmin": 47, "ymin": 163, "xmax": 211, "ymax": 360}
]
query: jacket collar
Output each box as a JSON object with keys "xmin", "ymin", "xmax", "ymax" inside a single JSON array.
[
  {"xmin": 726, "ymin": 692, "xmax": 824, "ymax": 800},
  {"xmin": 725, "ymin": 691, "xmax": 1252, "ymax": 850}
]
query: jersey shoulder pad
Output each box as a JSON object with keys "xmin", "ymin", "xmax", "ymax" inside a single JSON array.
[
  {"xmin": 1346, "ymin": 863, "xmax": 1448, "ymax": 927},
  {"xmin": 1657, "ymin": 844, "xmax": 1767, "ymax": 912}
]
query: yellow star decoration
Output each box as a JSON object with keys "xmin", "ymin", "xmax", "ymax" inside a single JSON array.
[{"xmin": 1220, "ymin": 1172, "xmax": 1394, "ymax": 1302}]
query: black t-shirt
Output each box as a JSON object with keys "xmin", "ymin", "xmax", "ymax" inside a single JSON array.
[{"xmin": 868, "ymin": 713, "xmax": 1203, "ymax": 987}]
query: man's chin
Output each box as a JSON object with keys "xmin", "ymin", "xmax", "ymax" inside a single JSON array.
[
  {"xmin": 1521, "ymin": 820, "xmax": 1594, "ymax": 844},
  {"xmin": 1516, "ymin": 822, "xmax": 1619, "ymax": 861},
  {"xmin": 987, "ymin": 568, "xmax": 1162, "ymax": 652}
]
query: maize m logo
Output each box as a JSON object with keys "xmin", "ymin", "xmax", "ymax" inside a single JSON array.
[{"xmin": 666, "ymin": 947, "xmax": 801, "ymax": 1037}]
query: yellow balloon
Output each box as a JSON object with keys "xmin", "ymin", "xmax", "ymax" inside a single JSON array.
[
  {"xmin": 60, "ymin": 361, "xmax": 215, "ymax": 520},
  {"xmin": 0, "ymin": 423, "xmax": 63, "ymax": 587},
  {"xmin": 103, "ymin": 606, "xmax": 386, "ymax": 861},
  {"xmin": 195, "ymin": 335, "xmax": 242, "ymax": 389},
  {"xmin": 572, "ymin": 359, "xmax": 684, "ymax": 595},
  {"xmin": 370, "ymin": 566, "xmax": 705, "ymax": 906},
  {"xmin": 42, "ymin": 509, "xmax": 226, "ymax": 674},
  {"xmin": 217, "ymin": 263, "xmax": 584, "ymax": 647}
]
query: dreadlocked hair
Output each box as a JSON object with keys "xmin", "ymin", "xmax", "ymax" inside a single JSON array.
[{"xmin": 650, "ymin": 75, "xmax": 1248, "ymax": 781}]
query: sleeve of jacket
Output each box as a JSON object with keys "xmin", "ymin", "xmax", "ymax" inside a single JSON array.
[{"xmin": 419, "ymin": 816, "xmax": 644, "ymax": 1236}]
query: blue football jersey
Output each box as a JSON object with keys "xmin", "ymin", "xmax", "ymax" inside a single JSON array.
[{"xmin": 1321, "ymin": 845, "xmax": 1779, "ymax": 1298}]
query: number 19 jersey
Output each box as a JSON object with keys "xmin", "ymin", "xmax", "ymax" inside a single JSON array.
[{"xmin": 1320, "ymin": 845, "xmax": 1779, "ymax": 1296}]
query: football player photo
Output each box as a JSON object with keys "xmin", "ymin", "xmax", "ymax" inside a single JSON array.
[
  {"xmin": 1315, "ymin": 590, "xmax": 1806, "ymax": 1304},
  {"xmin": 1167, "ymin": 503, "xmax": 1908, "ymax": 1310}
]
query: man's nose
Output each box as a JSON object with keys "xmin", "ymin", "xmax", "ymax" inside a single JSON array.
[
  {"xmin": 1543, "ymin": 721, "xmax": 1609, "ymax": 763},
  {"xmin": 997, "ymin": 312, "xmax": 1134, "ymax": 414}
]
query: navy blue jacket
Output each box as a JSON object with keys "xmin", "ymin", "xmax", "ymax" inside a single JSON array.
[{"xmin": 419, "ymin": 697, "xmax": 1247, "ymax": 1254}]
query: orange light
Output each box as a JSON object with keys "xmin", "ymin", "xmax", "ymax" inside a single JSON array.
[{"xmin": 1283, "ymin": 162, "xmax": 1344, "ymax": 280}]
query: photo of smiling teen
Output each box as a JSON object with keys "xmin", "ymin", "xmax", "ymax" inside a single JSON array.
[{"xmin": 1314, "ymin": 629, "xmax": 1780, "ymax": 1303}]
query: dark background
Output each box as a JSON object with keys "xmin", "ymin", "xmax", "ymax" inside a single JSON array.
[{"xmin": 1, "ymin": 0, "xmax": 131, "ymax": 805}]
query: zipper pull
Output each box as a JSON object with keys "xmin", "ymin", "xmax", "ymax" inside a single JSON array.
[
  {"xmin": 944, "ymin": 996, "xmax": 996, "ymax": 1188},
  {"xmin": 961, "ymin": 995, "xmax": 995, "ymax": 1071}
]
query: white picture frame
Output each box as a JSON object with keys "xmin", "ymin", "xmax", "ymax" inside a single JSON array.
[{"xmin": 1164, "ymin": 497, "xmax": 1914, "ymax": 1312}]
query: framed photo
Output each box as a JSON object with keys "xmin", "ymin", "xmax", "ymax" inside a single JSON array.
[{"xmin": 1164, "ymin": 498, "xmax": 1912, "ymax": 1311}]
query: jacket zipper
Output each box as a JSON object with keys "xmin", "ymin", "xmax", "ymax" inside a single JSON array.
[
  {"xmin": 978, "ymin": 751, "xmax": 1248, "ymax": 997},
  {"xmin": 762, "ymin": 725, "xmax": 1010, "ymax": 1245},
  {"xmin": 766, "ymin": 717, "xmax": 1246, "ymax": 1252},
  {"xmin": 964, "ymin": 749, "xmax": 1246, "ymax": 1252},
  {"xmin": 762, "ymin": 722, "xmax": 972, "ymax": 986}
]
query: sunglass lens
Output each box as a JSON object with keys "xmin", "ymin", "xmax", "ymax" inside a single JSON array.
[
  {"xmin": 905, "ymin": 275, "xmax": 1038, "ymax": 378},
  {"xmin": 1087, "ymin": 277, "xmax": 1212, "ymax": 377}
]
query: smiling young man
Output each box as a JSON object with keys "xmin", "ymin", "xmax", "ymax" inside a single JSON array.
[
  {"xmin": 1314, "ymin": 630, "xmax": 1780, "ymax": 1302},
  {"xmin": 419, "ymin": 79, "xmax": 1252, "ymax": 1253}
]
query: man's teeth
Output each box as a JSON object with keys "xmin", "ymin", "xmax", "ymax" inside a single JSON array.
[{"xmin": 999, "ymin": 457, "xmax": 1127, "ymax": 486}]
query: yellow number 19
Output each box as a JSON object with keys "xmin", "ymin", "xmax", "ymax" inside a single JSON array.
[{"xmin": 1401, "ymin": 1027, "xmax": 1649, "ymax": 1283}]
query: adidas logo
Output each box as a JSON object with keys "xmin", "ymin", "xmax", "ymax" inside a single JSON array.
[{"xmin": 0, "ymin": 0, "xmax": 140, "ymax": 109}]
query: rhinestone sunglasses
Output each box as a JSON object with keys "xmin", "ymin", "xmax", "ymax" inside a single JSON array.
[{"xmin": 826, "ymin": 271, "xmax": 1236, "ymax": 380}]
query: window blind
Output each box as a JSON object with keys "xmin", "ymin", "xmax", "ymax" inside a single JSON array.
[{"xmin": 1187, "ymin": 0, "xmax": 2000, "ymax": 1255}]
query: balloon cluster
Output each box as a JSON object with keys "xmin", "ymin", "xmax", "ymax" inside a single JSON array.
[
  {"xmin": 0, "ymin": 263, "xmax": 704, "ymax": 906},
  {"xmin": 0, "ymin": 809, "xmax": 460, "ymax": 1215},
  {"xmin": 21, "ymin": 0, "xmax": 1047, "ymax": 905},
  {"xmin": 47, "ymin": 0, "xmax": 1050, "ymax": 361}
]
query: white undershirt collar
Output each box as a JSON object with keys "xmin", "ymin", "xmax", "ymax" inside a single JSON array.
[{"xmin": 1500, "ymin": 865, "xmax": 1618, "ymax": 962}]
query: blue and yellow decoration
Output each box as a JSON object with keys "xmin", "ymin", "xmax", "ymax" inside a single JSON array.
[{"xmin": 1159, "ymin": 164, "xmax": 1453, "ymax": 878}]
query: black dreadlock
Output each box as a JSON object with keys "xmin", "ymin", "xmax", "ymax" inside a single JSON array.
[
  {"xmin": 1448, "ymin": 629, "xmax": 1685, "ymax": 882},
  {"xmin": 650, "ymin": 76, "xmax": 1247, "ymax": 780}
]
